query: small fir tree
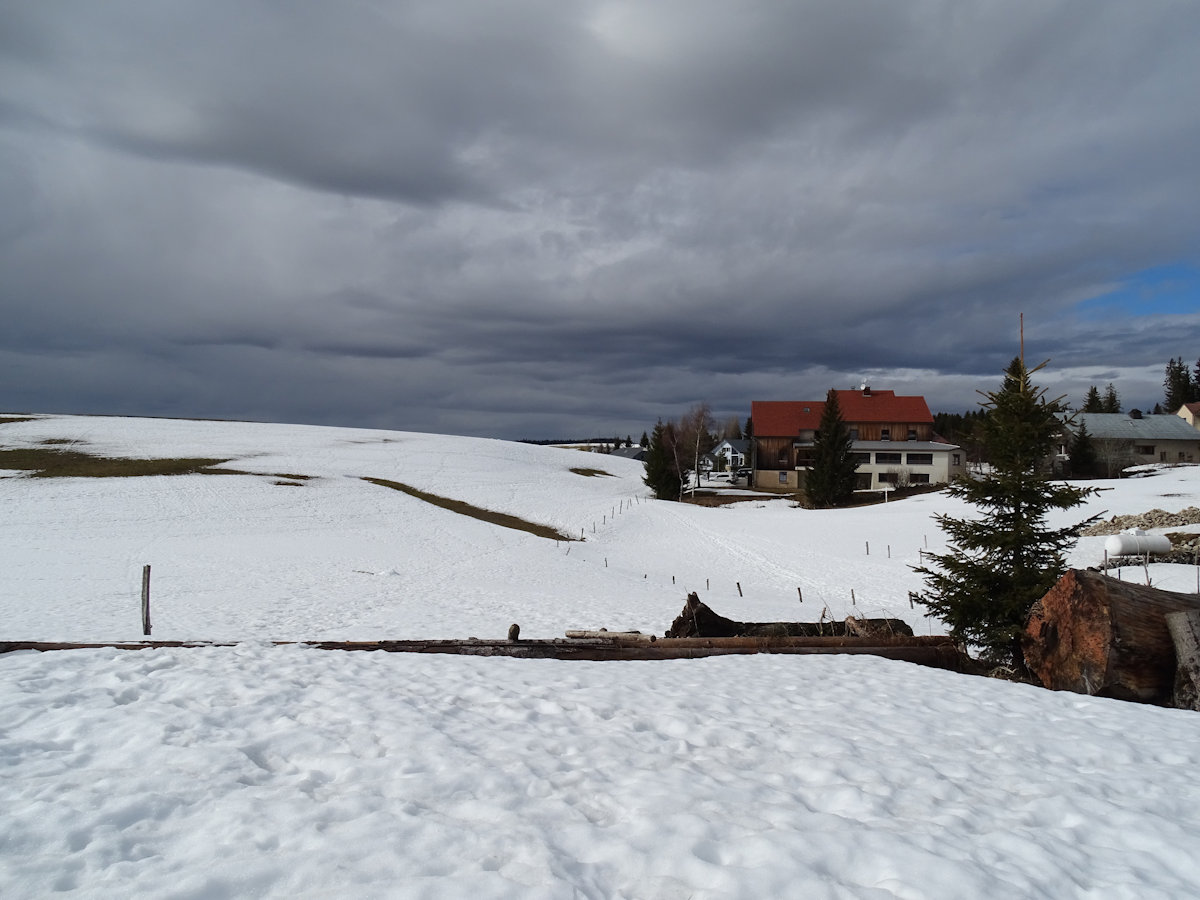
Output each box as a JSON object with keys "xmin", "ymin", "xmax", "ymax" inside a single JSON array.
[
  {"xmin": 1069, "ymin": 420, "xmax": 1098, "ymax": 478},
  {"xmin": 642, "ymin": 420, "xmax": 681, "ymax": 500},
  {"xmin": 806, "ymin": 389, "xmax": 859, "ymax": 508},
  {"xmin": 1081, "ymin": 385, "xmax": 1103, "ymax": 413},
  {"xmin": 914, "ymin": 357, "xmax": 1098, "ymax": 670}
]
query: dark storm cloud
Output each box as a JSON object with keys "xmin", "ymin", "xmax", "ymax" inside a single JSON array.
[{"xmin": 2, "ymin": 1, "xmax": 1199, "ymax": 437}]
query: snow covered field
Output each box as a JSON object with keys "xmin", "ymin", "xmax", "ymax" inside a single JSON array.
[{"xmin": 3, "ymin": 414, "xmax": 1200, "ymax": 898}]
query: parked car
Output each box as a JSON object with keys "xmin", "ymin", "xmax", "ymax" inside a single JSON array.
[{"xmin": 735, "ymin": 468, "xmax": 752, "ymax": 481}]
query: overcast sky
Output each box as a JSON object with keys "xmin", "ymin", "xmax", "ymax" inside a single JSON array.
[{"xmin": 3, "ymin": 1, "xmax": 1199, "ymax": 439}]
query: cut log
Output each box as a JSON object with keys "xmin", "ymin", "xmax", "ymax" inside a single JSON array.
[
  {"xmin": 665, "ymin": 593, "xmax": 913, "ymax": 639},
  {"xmin": 1165, "ymin": 610, "xmax": 1200, "ymax": 711},
  {"xmin": 1024, "ymin": 568, "xmax": 1200, "ymax": 704}
]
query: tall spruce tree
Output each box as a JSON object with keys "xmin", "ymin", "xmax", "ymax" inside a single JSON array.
[
  {"xmin": 914, "ymin": 357, "xmax": 1098, "ymax": 670},
  {"xmin": 1102, "ymin": 382, "xmax": 1121, "ymax": 414},
  {"xmin": 1164, "ymin": 357, "xmax": 1193, "ymax": 412},
  {"xmin": 806, "ymin": 389, "xmax": 859, "ymax": 508},
  {"xmin": 642, "ymin": 420, "xmax": 681, "ymax": 500},
  {"xmin": 1081, "ymin": 385, "xmax": 1103, "ymax": 412}
]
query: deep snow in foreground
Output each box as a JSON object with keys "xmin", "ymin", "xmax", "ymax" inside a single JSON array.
[{"xmin": 3, "ymin": 414, "xmax": 1200, "ymax": 898}]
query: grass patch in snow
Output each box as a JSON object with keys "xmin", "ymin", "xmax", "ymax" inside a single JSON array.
[
  {"xmin": 0, "ymin": 447, "xmax": 247, "ymax": 479},
  {"xmin": 570, "ymin": 467, "xmax": 614, "ymax": 478},
  {"xmin": 0, "ymin": 416, "xmax": 37, "ymax": 425},
  {"xmin": 363, "ymin": 476, "xmax": 576, "ymax": 541}
]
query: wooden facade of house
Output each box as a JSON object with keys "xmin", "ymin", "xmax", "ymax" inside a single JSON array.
[{"xmin": 750, "ymin": 390, "xmax": 962, "ymax": 492}]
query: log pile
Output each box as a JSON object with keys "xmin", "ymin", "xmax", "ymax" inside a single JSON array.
[
  {"xmin": 665, "ymin": 592, "xmax": 913, "ymax": 638},
  {"xmin": 1024, "ymin": 568, "xmax": 1200, "ymax": 705}
]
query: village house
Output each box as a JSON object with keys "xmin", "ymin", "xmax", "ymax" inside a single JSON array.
[
  {"xmin": 1177, "ymin": 401, "xmax": 1200, "ymax": 430},
  {"xmin": 709, "ymin": 438, "xmax": 750, "ymax": 472},
  {"xmin": 750, "ymin": 387, "xmax": 965, "ymax": 492},
  {"xmin": 1064, "ymin": 411, "xmax": 1200, "ymax": 474}
]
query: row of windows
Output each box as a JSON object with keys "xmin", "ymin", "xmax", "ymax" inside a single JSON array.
[
  {"xmin": 879, "ymin": 472, "xmax": 931, "ymax": 485},
  {"xmin": 779, "ymin": 450, "xmax": 963, "ymax": 467},
  {"xmin": 868, "ymin": 452, "xmax": 934, "ymax": 466}
]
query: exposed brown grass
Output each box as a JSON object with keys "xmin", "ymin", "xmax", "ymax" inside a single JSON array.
[
  {"xmin": 363, "ymin": 476, "xmax": 576, "ymax": 541},
  {"xmin": 570, "ymin": 467, "xmax": 614, "ymax": 478},
  {"xmin": 0, "ymin": 447, "xmax": 244, "ymax": 478},
  {"xmin": 0, "ymin": 416, "xmax": 37, "ymax": 425}
]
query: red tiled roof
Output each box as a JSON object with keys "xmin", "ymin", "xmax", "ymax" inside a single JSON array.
[
  {"xmin": 752, "ymin": 390, "xmax": 933, "ymax": 435},
  {"xmin": 751, "ymin": 401, "xmax": 823, "ymax": 435}
]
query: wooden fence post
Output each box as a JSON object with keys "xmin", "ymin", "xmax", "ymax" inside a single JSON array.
[{"xmin": 141, "ymin": 564, "xmax": 152, "ymax": 636}]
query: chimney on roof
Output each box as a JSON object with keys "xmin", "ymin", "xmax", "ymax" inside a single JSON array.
[{"xmin": 860, "ymin": 382, "xmax": 871, "ymax": 397}]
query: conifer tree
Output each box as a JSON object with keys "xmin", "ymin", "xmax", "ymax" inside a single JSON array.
[
  {"xmin": 1102, "ymin": 382, "xmax": 1121, "ymax": 414},
  {"xmin": 1164, "ymin": 358, "xmax": 1192, "ymax": 412},
  {"xmin": 642, "ymin": 420, "xmax": 681, "ymax": 500},
  {"xmin": 1069, "ymin": 420, "xmax": 1097, "ymax": 478},
  {"xmin": 914, "ymin": 357, "xmax": 1098, "ymax": 670},
  {"xmin": 805, "ymin": 389, "xmax": 858, "ymax": 508},
  {"xmin": 1081, "ymin": 385, "xmax": 1103, "ymax": 412}
]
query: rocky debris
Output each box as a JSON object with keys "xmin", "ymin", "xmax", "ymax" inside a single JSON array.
[{"xmin": 1082, "ymin": 507, "xmax": 1200, "ymax": 536}]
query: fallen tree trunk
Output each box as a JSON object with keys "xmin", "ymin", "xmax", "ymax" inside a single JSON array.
[
  {"xmin": 665, "ymin": 593, "xmax": 913, "ymax": 638},
  {"xmin": 1024, "ymin": 568, "xmax": 1200, "ymax": 704},
  {"xmin": 0, "ymin": 636, "xmax": 968, "ymax": 668}
]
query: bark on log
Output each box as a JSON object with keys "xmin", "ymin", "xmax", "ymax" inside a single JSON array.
[
  {"xmin": 1165, "ymin": 610, "xmax": 1200, "ymax": 711},
  {"xmin": 1024, "ymin": 568, "xmax": 1200, "ymax": 704},
  {"xmin": 665, "ymin": 593, "xmax": 913, "ymax": 639}
]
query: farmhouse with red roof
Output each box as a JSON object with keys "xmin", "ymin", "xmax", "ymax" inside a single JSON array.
[{"xmin": 750, "ymin": 386, "xmax": 965, "ymax": 492}]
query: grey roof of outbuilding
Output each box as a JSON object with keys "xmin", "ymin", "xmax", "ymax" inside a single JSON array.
[{"xmin": 1068, "ymin": 413, "xmax": 1200, "ymax": 441}]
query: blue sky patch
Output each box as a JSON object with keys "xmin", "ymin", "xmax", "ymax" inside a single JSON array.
[{"xmin": 1077, "ymin": 263, "xmax": 1200, "ymax": 320}]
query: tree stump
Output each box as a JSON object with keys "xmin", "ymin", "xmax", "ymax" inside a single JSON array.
[
  {"xmin": 1024, "ymin": 568, "xmax": 1200, "ymax": 704},
  {"xmin": 1165, "ymin": 610, "xmax": 1200, "ymax": 711}
]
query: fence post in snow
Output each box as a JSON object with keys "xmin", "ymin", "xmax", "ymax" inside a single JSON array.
[
  {"xmin": 141, "ymin": 565, "xmax": 151, "ymax": 636},
  {"xmin": 865, "ymin": 541, "xmax": 869, "ymax": 555},
  {"xmin": 797, "ymin": 587, "xmax": 803, "ymax": 603},
  {"xmin": 737, "ymin": 582, "xmax": 743, "ymax": 597}
]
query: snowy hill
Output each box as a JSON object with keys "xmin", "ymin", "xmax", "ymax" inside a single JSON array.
[{"xmin": 3, "ymin": 414, "xmax": 1200, "ymax": 898}]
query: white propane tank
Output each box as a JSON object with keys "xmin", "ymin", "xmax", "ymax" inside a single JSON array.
[{"xmin": 1104, "ymin": 530, "xmax": 1172, "ymax": 557}]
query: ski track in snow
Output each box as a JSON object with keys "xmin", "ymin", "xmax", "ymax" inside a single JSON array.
[{"xmin": 3, "ymin": 414, "xmax": 1200, "ymax": 898}]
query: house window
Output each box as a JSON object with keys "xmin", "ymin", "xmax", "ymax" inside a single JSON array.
[
  {"xmin": 952, "ymin": 454, "xmax": 962, "ymax": 466},
  {"xmin": 876, "ymin": 452, "xmax": 902, "ymax": 465},
  {"xmin": 1180, "ymin": 452, "xmax": 1187, "ymax": 462},
  {"xmin": 851, "ymin": 452, "xmax": 871, "ymax": 464},
  {"xmin": 777, "ymin": 448, "xmax": 789, "ymax": 465},
  {"xmin": 911, "ymin": 473, "xmax": 930, "ymax": 484},
  {"xmin": 1133, "ymin": 445, "xmax": 1154, "ymax": 455},
  {"xmin": 878, "ymin": 472, "xmax": 899, "ymax": 484},
  {"xmin": 880, "ymin": 428, "xmax": 890, "ymax": 441},
  {"xmin": 906, "ymin": 453, "xmax": 933, "ymax": 466},
  {"xmin": 907, "ymin": 429, "xmax": 917, "ymax": 441},
  {"xmin": 778, "ymin": 471, "xmax": 788, "ymax": 485},
  {"xmin": 849, "ymin": 428, "xmax": 859, "ymax": 440}
]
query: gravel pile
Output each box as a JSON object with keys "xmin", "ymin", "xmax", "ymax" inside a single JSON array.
[{"xmin": 1081, "ymin": 506, "xmax": 1200, "ymax": 536}]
